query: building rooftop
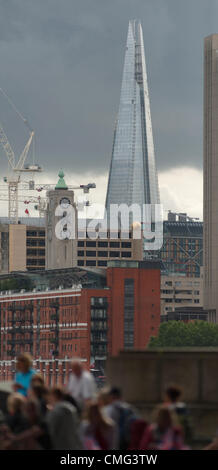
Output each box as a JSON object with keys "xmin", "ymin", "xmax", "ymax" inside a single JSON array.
[{"xmin": 163, "ymin": 220, "xmax": 203, "ymax": 237}]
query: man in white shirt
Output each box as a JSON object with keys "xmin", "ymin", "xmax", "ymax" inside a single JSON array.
[{"xmin": 67, "ymin": 359, "xmax": 96, "ymax": 409}]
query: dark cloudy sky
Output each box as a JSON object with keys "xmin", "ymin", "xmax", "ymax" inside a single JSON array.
[{"xmin": 0, "ymin": 0, "xmax": 217, "ymax": 180}]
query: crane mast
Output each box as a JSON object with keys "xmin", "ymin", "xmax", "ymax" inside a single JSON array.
[{"xmin": 0, "ymin": 88, "xmax": 40, "ymax": 223}]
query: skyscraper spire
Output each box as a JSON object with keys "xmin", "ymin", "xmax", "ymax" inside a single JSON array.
[{"xmin": 106, "ymin": 20, "xmax": 160, "ymax": 216}]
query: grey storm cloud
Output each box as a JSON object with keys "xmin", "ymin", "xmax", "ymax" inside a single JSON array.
[{"xmin": 0, "ymin": 0, "xmax": 217, "ymax": 177}]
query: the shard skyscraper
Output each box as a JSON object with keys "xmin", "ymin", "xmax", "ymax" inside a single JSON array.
[{"xmin": 106, "ymin": 20, "xmax": 160, "ymax": 219}]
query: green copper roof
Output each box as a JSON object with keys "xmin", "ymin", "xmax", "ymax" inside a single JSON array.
[{"xmin": 55, "ymin": 169, "xmax": 68, "ymax": 190}]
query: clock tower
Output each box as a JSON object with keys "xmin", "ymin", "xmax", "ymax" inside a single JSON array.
[{"xmin": 46, "ymin": 170, "xmax": 78, "ymax": 269}]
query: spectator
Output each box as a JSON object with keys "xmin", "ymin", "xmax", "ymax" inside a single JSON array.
[
  {"xmin": 46, "ymin": 386, "xmax": 83, "ymax": 450},
  {"xmin": 31, "ymin": 374, "xmax": 45, "ymax": 387},
  {"xmin": 104, "ymin": 386, "xmax": 137, "ymax": 450},
  {"xmin": 6, "ymin": 393, "xmax": 29, "ymax": 434},
  {"xmin": 63, "ymin": 392, "xmax": 82, "ymax": 417},
  {"xmin": 67, "ymin": 359, "xmax": 96, "ymax": 410},
  {"xmin": 164, "ymin": 384, "xmax": 193, "ymax": 443},
  {"xmin": 14, "ymin": 353, "xmax": 36, "ymax": 397},
  {"xmin": 139, "ymin": 405, "xmax": 188, "ymax": 450},
  {"xmin": 82, "ymin": 401, "xmax": 117, "ymax": 450},
  {"xmin": 29, "ymin": 384, "xmax": 49, "ymax": 417},
  {"xmin": 23, "ymin": 399, "xmax": 51, "ymax": 449}
]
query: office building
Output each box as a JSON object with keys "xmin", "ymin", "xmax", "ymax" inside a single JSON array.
[
  {"xmin": 204, "ymin": 34, "xmax": 218, "ymax": 322},
  {"xmin": 159, "ymin": 213, "xmax": 203, "ymax": 278},
  {"xmin": 0, "ymin": 261, "xmax": 160, "ymax": 383},
  {"xmin": 161, "ymin": 274, "xmax": 202, "ymax": 316},
  {"xmin": 105, "ymin": 20, "xmax": 160, "ymax": 225}
]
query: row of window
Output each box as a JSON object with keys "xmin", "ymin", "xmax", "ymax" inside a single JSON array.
[
  {"xmin": 27, "ymin": 249, "xmax": 45, "ymax": 256},
  {"xmin": 78, "ymin": 241, "xmax": 131, "ymax": 248},
  {"xmin": 27, "ymin": 240, "xmax": 45, "ymax": 247},
  {"xmin": 78, "ymin": 232, "xmax": 132, "ymax": 239},
  {"xmin": 27, "ymin": 231, "xmax": 45, "ymax": 237},
  {"xmin": 78, "ymin": 260, "xmax": 107, "ymax": 267},
  {"xmin": 77, "ymin": 250, "xmax": 132, "ymax": 258},
  {"xmin": 27, "ymin": 259, "xmax": 45, "ymax": 266},
  {"xmin": 40, "ymin": 298, "xmax": 79, "ymax": 307}
]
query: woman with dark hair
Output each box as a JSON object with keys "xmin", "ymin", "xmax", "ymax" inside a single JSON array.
[{"xmin": 29, "ymin": 384, "xmax": 49, "ymax": 417}]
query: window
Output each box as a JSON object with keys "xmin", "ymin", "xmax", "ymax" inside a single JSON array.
[
  {"xmin": 124, "ymin": 279, "xmax": 134, "ymax": 349},
  {"xmin": 121, "ymin": 252, "xmax": 131, "ymax": 258},
  {"xmin": 38, "ymin": 259, "xmax": 45, "ymax": 266},
  {"xmin": 78, "ymin": 260, "xmax": 84, "ymax": 266},
  {"xmin": 86, "ymin": 241, "xmax": 96, "ymax": 247},
  {"xmin": 77, "ymin": 250, "xmax": 84, "ymax": 256},
  {"xmin": 109, "ymin": 242, "xmax": 120, "ymax": 248},
  {"xmin": 98, "ymin": 251, "xmax": 108, "ymax": 257},
  {"xmin": 27, "ymin": 231, "xmax": 37, "ymax": 237},
  {"xmin": 86, "ymin": 251, "xmax": 96, "ymax": 257},
  {"xmin": 121, "ymin": 242, "xmax": 131, "ymax": 248},
  {"xmin": 27, "ymin": 249, "xmax": 37, "ymax": 256},
  {"xmin": 86, "ymin": 260, "xmax": 96, "ymax": 266},
  {"xmin": 110, "ymin": 251, "xmax": 120, "ymax": 257},
  {"xmin": 98, "ymin": 260, "xmax": 107, "ymax": 267},
  {"xmin": 77, "ymin": 241, "xmax": 84, "ymax": 247},
  {"xmin": 98, "ymin": 241, "xmax": 108, "ymax": 248}
]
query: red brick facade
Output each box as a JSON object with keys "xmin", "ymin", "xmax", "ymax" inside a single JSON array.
[{"xmin": 0, "ymin": 264, "xmax": 160, "ymax": 385}]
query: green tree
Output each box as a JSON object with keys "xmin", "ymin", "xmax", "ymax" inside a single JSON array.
[{"xmin": 148, "ymin": 321, "xmax": 218, "ymax": 348}]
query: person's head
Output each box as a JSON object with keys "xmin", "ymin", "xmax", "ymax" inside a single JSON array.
[
  {"xmin": 49, "ymin": 387, "xmax": 65, "ymax": 406},
  {"xmin": 16, "ymin": 353, "xmax": 33, "ymax": 373},
  {"xmin": 29, "ymin": 384, "xmax": 48, "ymax": 402},
  {"xmin": 165, "ymin": 385, "xmax": 182, "ymax": 404},
  {"xmin": 64, "ymin": 393, "xmax": 81, "ymax": 415},
  {"xmin": 7, "ymin": 393, "xmax": 26, "ymax": 416},
  {"xmin": 71, "ymin": 359, "xmax": 83, "ymax": 378},
  {"xmin": 31, "ymin": 374, "xmax": 44, "ymax": 387},
  {"xmin": 108, "ymin": 386, "xmax": 122, "ymax": 403}
]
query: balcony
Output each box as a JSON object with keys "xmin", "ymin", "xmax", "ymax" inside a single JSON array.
[
  {"xmin": 24, "ymin": 303, "xmax": 34, "ymax": 310},
  {"xmin": 7, "ymin": 337, "xmax": 33, "ymax": 344},
  {"xmin": 9, "ymin": 304, "xmax": 25, "ymax": 311},
  {"xmin": 50, "ymin": 313, "xmax": 59, "ymax": 321},
  {"xmin": 91, "ymin": 337, "xmax": 108, "ymax": 344},
  {"xmin": 49, "ymin": 337, "xmax": 59, "ymax": 344},
  {"xmin": 50, "ymin": 300, "xmax": 59, "ymax": 308},
  {"xmin": 91, "ymin": 302, "xmax": 108, "ymax": 309}
]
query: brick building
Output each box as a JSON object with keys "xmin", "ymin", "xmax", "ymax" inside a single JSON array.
[{"xmin": 0, "ymin": 261, "xmax": 160, "ymax": 385}]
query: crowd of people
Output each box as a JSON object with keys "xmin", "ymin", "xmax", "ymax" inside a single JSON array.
[{"xmin": 0, "ymin": 353, "xmax": 216, "ymax": 450}]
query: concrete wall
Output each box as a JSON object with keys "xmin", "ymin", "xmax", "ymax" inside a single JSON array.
[
  {"xmin": 9, "ymin": 224, "xmax": 26, "ymax": 272},
  {"xmin": 106, "ymin": 349, "xmax": 218, "ymax": 445}
]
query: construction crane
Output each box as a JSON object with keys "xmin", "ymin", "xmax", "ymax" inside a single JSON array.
[
  {"xmin": 0, "ymin": 181, "xmax": 96, "ymax": 218},
  {"xmin": 33, "ymin": 182, "xmax": 96, "ymax": 216},
  {"xmin": 0, "ymin": 88, "xmax": 42, "ymax": 223}
]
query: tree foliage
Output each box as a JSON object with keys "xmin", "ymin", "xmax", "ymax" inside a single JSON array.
[
  {"xmin": 148, "ymin": 321, "xmax": 218, "ymax": 348},
  {"xmin": 0, "ymin": 278, "xmax": 33, "ymax": 292}
]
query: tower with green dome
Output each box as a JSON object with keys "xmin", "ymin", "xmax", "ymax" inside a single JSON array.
[{"xmin": 46, "ymin": 170, "xmax": 77, "ymax": 269}]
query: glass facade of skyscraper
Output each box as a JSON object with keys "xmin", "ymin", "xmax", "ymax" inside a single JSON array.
[{"xmin": 106, "ymin": 20, "xmax": 160, "ymax": 219}]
